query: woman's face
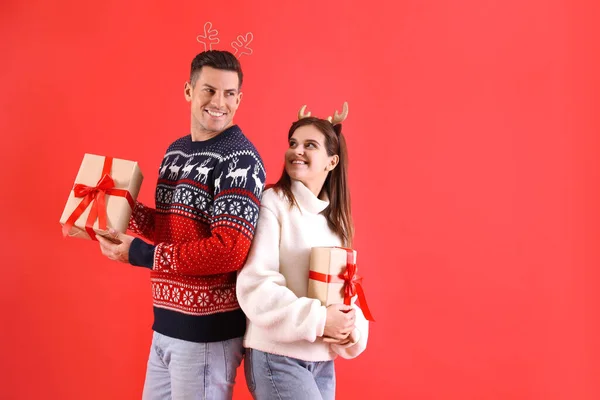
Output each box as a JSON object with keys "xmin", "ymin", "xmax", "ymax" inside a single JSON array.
[{"xmin": 285, "ymin": 124, "xmax": 338, "ymax": 195}]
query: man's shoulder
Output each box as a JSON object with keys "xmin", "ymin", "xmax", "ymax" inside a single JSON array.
[
  {"xmin": 224, "ymin": 126, "xmax": 263, "ymax": 161},
  {"xmin": 214, "ymin": 141, "xmax": 264, "ymax": 176},
  {"xmin": 165, "ymin": 134, "xmax": 190, "ymax": 152}
]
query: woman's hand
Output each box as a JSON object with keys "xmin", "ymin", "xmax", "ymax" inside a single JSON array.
[
  {"xmin": 323, "ymin": 304, "xmax": 355, "ymax": 340},
  {"xmin": 322, "ymin": 336, "xmax": 353, "ymax": 345}
]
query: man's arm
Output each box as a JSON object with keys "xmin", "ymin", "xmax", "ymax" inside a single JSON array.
[
  {"xmin": 96, "ymin": 201, "xmax": 156, "ymax": 265},
  {"xmin": 128, "ymin": 201, "xmax": 156, "ymax": 242},
  {"xmin": 117, "ymin": 153, "xmax": 266, "ymax": 276}
]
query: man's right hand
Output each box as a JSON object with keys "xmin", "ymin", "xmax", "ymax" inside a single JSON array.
[{"xmin": 323, "ymin": 304, "xmax": 355, "ymax": 340}]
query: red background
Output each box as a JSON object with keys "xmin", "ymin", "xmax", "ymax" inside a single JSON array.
[{"xmin": 1, "ymin": 0, "xmax": 598, "ymax": 399}]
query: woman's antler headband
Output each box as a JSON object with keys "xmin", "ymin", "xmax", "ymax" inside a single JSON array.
[{"xmin": 298, "ymin": 102, "xmax": 349, "ymax": 125}]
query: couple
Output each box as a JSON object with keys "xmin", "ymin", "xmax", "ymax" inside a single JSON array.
[{"xmin": 96, "ymin": 50, "xmax": 369, "ymax": 400}]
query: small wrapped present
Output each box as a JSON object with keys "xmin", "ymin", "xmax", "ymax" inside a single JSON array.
[
  {"xmin": 59, "ymin": 154, "xmax": 143, "ymax": 241},
  {"xmin": 308, "ymin": 247, "xmax": 375, "ymax": 321}
]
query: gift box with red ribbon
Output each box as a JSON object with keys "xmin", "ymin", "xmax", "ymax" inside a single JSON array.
[
  {"xmin": 308, "ymin": 247, "xmax": 375, "ymax": 321},
  {"xmin": 59, "ymin": 154, "xmax": 143, "ymax": 241}
]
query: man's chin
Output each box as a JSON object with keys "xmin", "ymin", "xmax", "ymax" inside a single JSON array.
[{"xmin": 204, "ymin": 120, "xmax": 231, "ymax": 133}]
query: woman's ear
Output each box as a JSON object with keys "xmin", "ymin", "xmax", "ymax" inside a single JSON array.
[{"xmin": 327, "ymin": 155, "xmax": 340, "ymax": 171}]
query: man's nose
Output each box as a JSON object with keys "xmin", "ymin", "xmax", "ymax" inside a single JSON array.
[{"xmin": 211, "ymin": 92, "xmax": 225, "ymax": 108}]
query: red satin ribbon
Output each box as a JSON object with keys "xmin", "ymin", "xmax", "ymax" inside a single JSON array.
[
  {"xmin": 62, "ymin": 157, "xmax": 135, "ymax": 241},
  {"xmin": 309, "ymin": 247, "xmax": 375, "ymax": 321}
]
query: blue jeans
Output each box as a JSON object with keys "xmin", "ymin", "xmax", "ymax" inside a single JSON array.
[
  {"xmin": 142, "ymin": 331, "xmax": 244, "ymax": 400},
  {"xmin": 244, "ymin": 348, "xmax": 336, "ymax": 400}
]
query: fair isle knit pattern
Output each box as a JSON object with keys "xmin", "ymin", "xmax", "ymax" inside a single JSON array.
[{"xmin": 128, "ymin": 125, "xmax": 265, "ymax": 343}]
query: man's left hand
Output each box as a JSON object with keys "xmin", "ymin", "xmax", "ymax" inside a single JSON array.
[{"xmin": 97, "ymin": 229, "xmax": 134, "ymax": 263}]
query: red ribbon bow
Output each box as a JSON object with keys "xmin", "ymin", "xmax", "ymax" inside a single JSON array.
[
  {"xmin": 338, "ymin": 249, "xmax": 375, "ymax": 322},
  {"xmin": 62, "ymin": 157, "xmax": 134, "ymax": 241},
  {"xmin": 309, "ymin": 248, "xmax": 375, "ymax": 322},
  {"xmin": 339, "ymin": 263, "xmax": 360, "ymax": 301}
]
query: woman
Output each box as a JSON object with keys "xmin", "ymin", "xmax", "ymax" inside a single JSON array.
[{"xmin": 236, "ymin": 102, "xmax": 369, "ymax": 400}]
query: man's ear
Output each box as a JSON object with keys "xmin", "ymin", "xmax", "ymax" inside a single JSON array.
[{"xmin": 184, "ymin": 81, "xmax": 193, "ymax": 102}]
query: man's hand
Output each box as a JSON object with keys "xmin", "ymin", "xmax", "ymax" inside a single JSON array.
[{"xmin": 96, "ymin": 228, "xmax": 134, "ymax": 263}]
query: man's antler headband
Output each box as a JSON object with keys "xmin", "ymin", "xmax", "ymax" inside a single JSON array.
[{"xmin": 298, "ymin": 102, "xmax": 349, "ymax": 125}]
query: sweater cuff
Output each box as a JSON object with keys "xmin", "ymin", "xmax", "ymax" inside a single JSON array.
[
  {"xmin": 129, "ymin": 238, "xmax": 155, "ymax": 269},
  {"xmin": 316, "ymin": 305, "xmax": 327, "ymax": 337},
  {"xmin": 343, "ymin": 329, "xmax": 360, "ymax": 348}
]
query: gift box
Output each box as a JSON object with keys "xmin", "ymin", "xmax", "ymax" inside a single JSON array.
[
  {"xmin": 59, "ymin": 154, "xmax": 143, "ymax": 240},
  {"xmin": 308, "ymin": 247, "xmax": 358, "ymax": 306},
  {"xmin": 308, "ymin": 247, "xmax": 375, "ymax": 321}
]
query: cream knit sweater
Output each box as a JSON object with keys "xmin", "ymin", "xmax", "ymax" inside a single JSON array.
[{"xmin": 236, "ymin": 180, "xmax": 369, "ymax": 362}]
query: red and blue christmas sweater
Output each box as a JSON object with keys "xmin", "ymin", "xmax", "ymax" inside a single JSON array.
[{"xmin": 128, "ymin": 125, "xmax": 265, "ymax": 342}]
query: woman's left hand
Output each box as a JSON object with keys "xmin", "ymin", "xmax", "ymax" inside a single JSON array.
[
  {"xmin": 323, "ymin": 336, "xmax": 351, "ymax": 346},
  {"xmin": 322, "ymin": 335, "xmax": 352, "ymax": 346}
]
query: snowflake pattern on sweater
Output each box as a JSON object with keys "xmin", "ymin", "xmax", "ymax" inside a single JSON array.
[{"xmin": 128, "ymin": 125, "xmax": 265, "ymax": 342}]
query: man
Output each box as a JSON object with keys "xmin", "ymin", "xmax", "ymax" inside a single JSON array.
[{"xmin": 97, "ymin": 50, "xmax": 265, "ymax": 400}]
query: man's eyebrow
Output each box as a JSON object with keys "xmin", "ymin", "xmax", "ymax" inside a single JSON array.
[{"xmin": 202, "ymin": 84, "xmax": 238, "ymax": 93}]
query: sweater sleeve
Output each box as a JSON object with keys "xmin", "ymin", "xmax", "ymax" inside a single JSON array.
[
  {"xmin": 127, "ymin": 201, "xmax": 157, "ymax": 269},
  {"xmin": 330, "ymin": 304, "xmax": 369, "ymax": 359},
  {"xmin": 148, "ymin": 154, "xmax": 265, "ymax": 276},
  {"xmin": 236, "ymin": 204, "xmax": 327, "ymax": 343},
  {"xmin": 128, "ymin": 201, "xmax": 156, "ymax": 241}
]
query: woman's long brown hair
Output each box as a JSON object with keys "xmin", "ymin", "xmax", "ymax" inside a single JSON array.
[{"xmin": 271, "ymin": 117, "xmax": 354, "ymax": 246}]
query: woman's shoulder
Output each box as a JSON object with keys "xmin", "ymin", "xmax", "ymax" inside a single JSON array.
[{"xmin": 260, "ymin": 187, "xmax": 286, "ymax": 209}]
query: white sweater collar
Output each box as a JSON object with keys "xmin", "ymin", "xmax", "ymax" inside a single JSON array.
[{"xmin": 291, "ymin": 180, "xmax": 329, "ymax": 214}]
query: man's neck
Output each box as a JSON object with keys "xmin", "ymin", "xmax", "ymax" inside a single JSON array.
[
  {"xmin": 190, "ymin": 123, "xmax": 234, "ymax": 142},
  {"xmin": 191, "ymin": 130, "xmax": 220, "ymax": 142}
]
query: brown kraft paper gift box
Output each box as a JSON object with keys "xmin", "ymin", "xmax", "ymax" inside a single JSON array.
[
  {"xmin": 59, "ymin": 153, "xmax": 143, "ymax": 240},
  {"xmin": 308, "ymin": 247, "xmax": 357, "ymax": 306}
]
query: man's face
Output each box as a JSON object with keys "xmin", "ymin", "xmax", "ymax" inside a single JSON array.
[{"xmin": 185, "ymin": 66, "xmax": 242, "ymax": 136}]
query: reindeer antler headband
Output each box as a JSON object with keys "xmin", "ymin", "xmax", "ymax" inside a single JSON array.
[{"xmin": 298, "ymin": 102, "xmax": 349, "ymax": 125}]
